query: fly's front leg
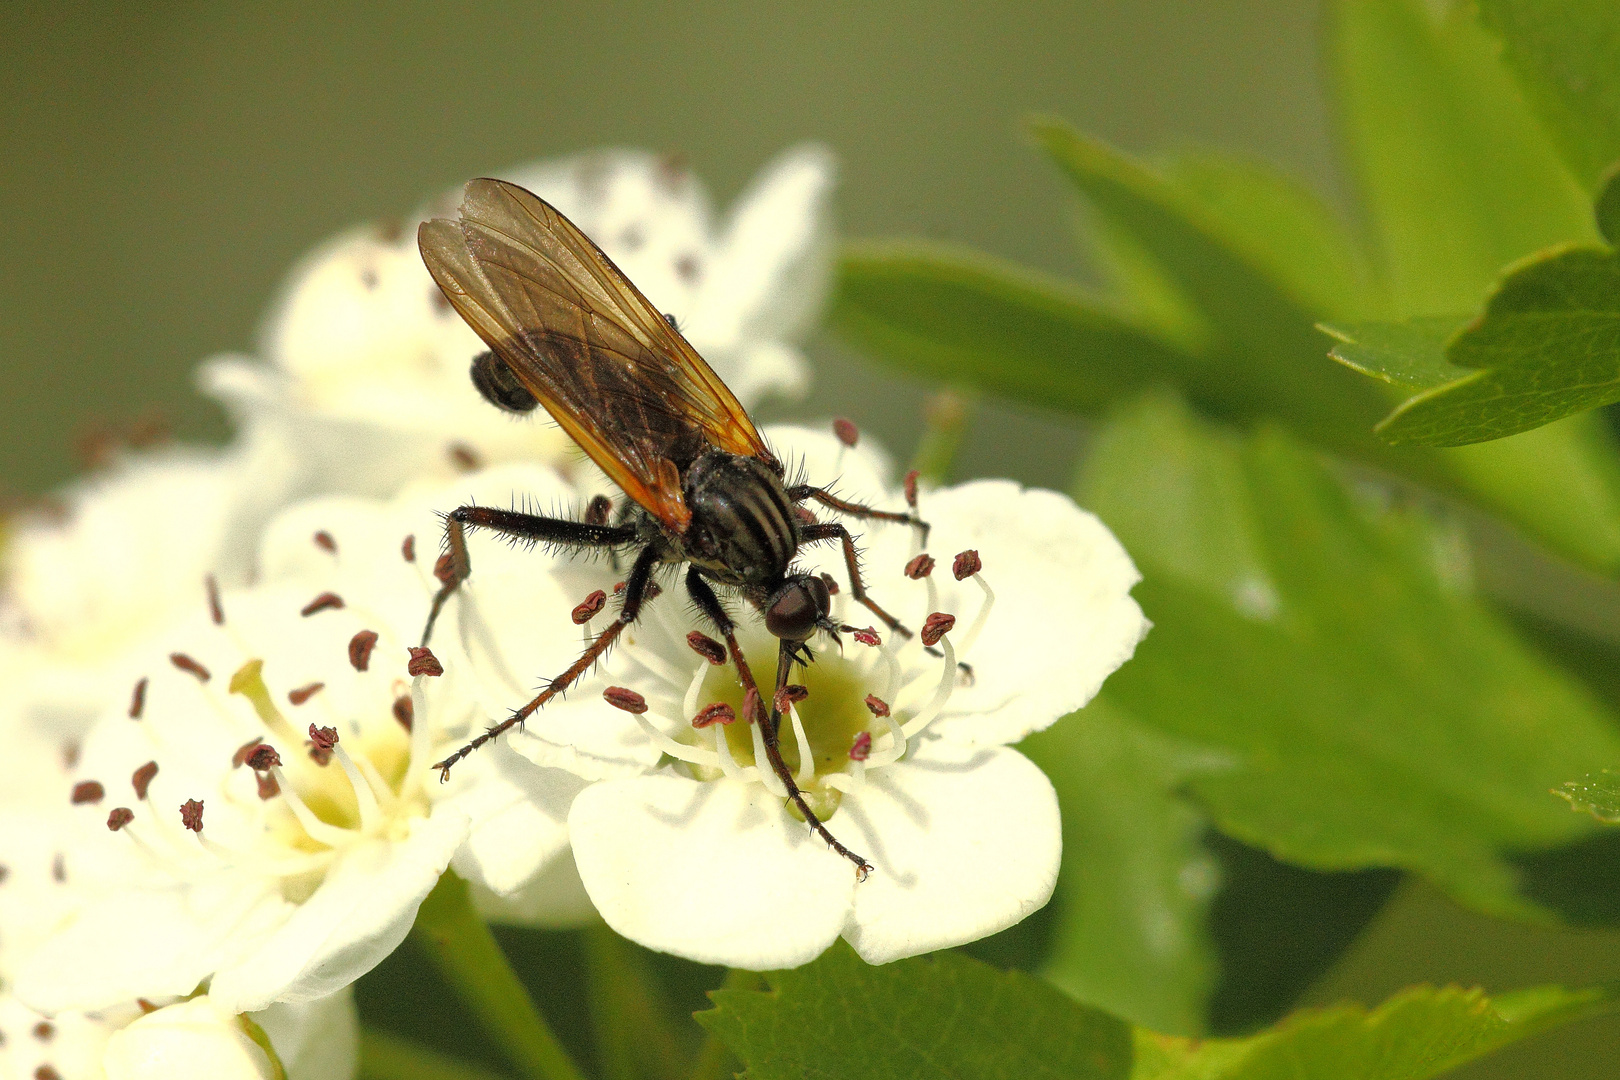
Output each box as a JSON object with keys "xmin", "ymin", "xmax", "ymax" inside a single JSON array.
[
  {"xmin": 789, "ymin": 484, "xmax": 930, "ymax": 546},
  {"xmin": 420, "ymin": 504, "xmax": 637, "ymax": 646},
  {"xmin": 798, "ymin": 521, "xmax": 911, "ymax": 639}
]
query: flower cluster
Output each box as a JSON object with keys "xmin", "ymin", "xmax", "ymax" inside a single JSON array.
[{"xmin": 0, "ymin": 141, "xmax": 1147, "ymax": 1076}]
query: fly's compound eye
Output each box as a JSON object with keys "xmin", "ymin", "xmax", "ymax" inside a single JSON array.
[
  {"xmin": 765, "ymin": 574, "xmax": 831, "ymax": 641},
  {"xmin": 470, "ymin": 350, "xmax": 540, "ymax": 413}
]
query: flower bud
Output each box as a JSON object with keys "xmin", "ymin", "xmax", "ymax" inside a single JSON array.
[{"xmin": 102, "ymin": 998, "xmax": 277, "ymax": 1080}]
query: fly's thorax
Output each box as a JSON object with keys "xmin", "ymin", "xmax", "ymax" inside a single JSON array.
[{"xmin": 678, "ymin": 451, "xmax": 796, "ymax": 590}]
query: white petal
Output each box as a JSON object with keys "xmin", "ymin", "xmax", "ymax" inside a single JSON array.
[
  {"xmin": 570, "ymin": 774, "xmax": 853, "ymax": 968},
  {"xmin": 473, "ymin": 848, "xmax": 600, "ymax": 929},
  {"xmin": 16, "ymin": 879, "xmax": 292, "ymax": 1014},
  {"xmin": 840, "ymin": 742, "xmax": 1061, "ymax": 964},
  {"xmin": 208, "ymin": 809, "xmax": 470, "ymax": 1012},
  {"xmin": 102, "ymin": 997, "xmax": 276, "ymax": 1080},
  {"xmin": 687, "ymin": 144, "xmax": 836, "ymax": 351},
  {"xmin": 866, "ymin": 479, "xmax": 1148, "ymax": 746},
  {"xmin": 449, "ymin": 742, "xmax": 585, "ymax": 896},
  {"xmin": 254, "ymin": 989, "xmax": 359, "ymax": 1080}
]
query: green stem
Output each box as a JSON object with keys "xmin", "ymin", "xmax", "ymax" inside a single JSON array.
[
  {"xmin": 689, "ymin": 970, "xmax": 765, "ymax": 1080},
  {"xmin": 910, "ymin": 387, "xmax": 976, "ymax": 485},
  {"xmin": 584, "ymin": 923, "xmax": 689, "ymax": 1080},
  {"xmin": 410, "ymin": 871, "xmax": 587, "ymax": 1080},
  {"xmin": 359, "ymin": 1030, "xmax": 512, "ymax": 1080}
]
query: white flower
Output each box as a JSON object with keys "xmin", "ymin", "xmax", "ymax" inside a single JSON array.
[
  {"xmin": 1, "ymin": 447, "xmax": 292, "ymax": 737},
  {"xmin": 440, "ymin": 425, "xmax": 1149, "ymax": 967},
  {"xmin": 12, "ymin": 481, "xmax": 578, "ymax": 1015},
  {"xmin": 201, "ymin": 143, "xmax": 835, "ymax": 500}
]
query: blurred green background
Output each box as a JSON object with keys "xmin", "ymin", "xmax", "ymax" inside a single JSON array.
[{"xmin": 3, "ymin": 1, "xmax": 1616, "ymax": 1075}]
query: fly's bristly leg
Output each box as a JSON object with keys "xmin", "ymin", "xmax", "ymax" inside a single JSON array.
[
  {"xmin": 419, "ymin": 505, "xmax": 637, "ymax": 647},
  {"xmin": 429, "ymin": 541, "xmax": 660, "ymax": 781},
  {"xmin": 686, "ymin": 567, "xmax": 873, "ymax": 878},
  {"xmin": 789, "ymin": 484, "xmax": 931, "ymax": 546},
  {"xmin": 799, "ymin": 520, "xmax": 912, "ymax": 640}
]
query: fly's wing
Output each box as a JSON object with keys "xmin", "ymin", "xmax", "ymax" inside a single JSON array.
[{"xmin": 418, "ymin": 178, "xmax": 773, "ymax": 532}]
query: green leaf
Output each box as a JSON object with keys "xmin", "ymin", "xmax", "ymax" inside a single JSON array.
[
  {"xmin": 697, "ymin": 942, "xmax": 1132, "ymax": 1080},
  {"xmin": 1132, "ymin": 983, "xmax": 1620, "ymax": 1080},
  {"xmin": 1330, "ymin": 0, "xmax": 1597, "ymax": 316},
  {"xmin": 1321, "ymin": 317, "xmax": 1473, "ymax": 390},
  {"xmin": 1597, "ymin": 166, "xmax": 1620, "ymax": 246},
  {"xmin": 1372, "ymin": 247, "xmax": 1620, "ymax": 446},
  {"xmin": 831, "ymin": 240, "xmax": 1200, "ymax": 416},
  {"xmin": 1021, "ymin": 701, "xmax": 1225, "ymax": 1036},
  {"xmin": 1076, "ymin": 393, "xmax": 1620, "ymax": 919},
  {"xmin": 1029, "ymin": 119, "xmax": 1393, "ymax": 455},
  {"xmin": 1476, "ymin": 0, "xmax": 1620, "ymax": 192},
  {"xmin": 1555, "ymin": 769, "xmax": 1620, "ymax": 823}
]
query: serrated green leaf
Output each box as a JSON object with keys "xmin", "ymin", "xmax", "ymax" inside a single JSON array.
[
  {"xmin": 1021, "ymin": 701, "xmax": 1225, "ymax": 1036},
  {"xmin": 1076, "ymin": 393, "xmax": 1620, "ymax": 919},
  {"xmin": 831, "ymin": 240, "xmax": 1201, "ymax": 417},
  {"xmin": 696, "ymin": 942, "xmax": 1131, "ymax": 1080},
  {"xmin": 1321, "ymin": 317, "xmax": 1473, "ymax": 390},
  {"xmin": 1132, "ymin": 983, "xmax": 1620, "ymax": 1080},
  {"xmin": 1373, "ymin": 247, "xmax": 1620, "ymax": 445},
  {"xmin": 1555, "ymin": 769, "xmax": 1620, "ymax": 823},
  {"xmin": 1476, "ymin": 0, "xmax": 1620, "ymax": 192},
  {"xmin": 1331, "ymin": 0, "xmax": 1597, "ymax": 316}
]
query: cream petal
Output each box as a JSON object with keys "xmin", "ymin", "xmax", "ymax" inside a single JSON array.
[
  {"xmin": 207, "ymin": 809, "xmax": 469, "ymax": 1012},
  {"xmin": 840, "ymin": 742, "xmax": 1061, "ymax": 964},
  {"xmin": 570, "ymin": 774, "xmax": 854, "ymax": 968},
  {"xmin": 449, "ymin": 743, "xmax": 586, "ymax": 896},
  {"xmin": 254, "ymin": 989, "xmax": 359, "ymax": 1080}
]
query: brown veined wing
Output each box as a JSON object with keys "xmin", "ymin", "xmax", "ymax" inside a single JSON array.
[{"xmin": 417, "ymin": 177, "xmax": 774, "ymax": 532}]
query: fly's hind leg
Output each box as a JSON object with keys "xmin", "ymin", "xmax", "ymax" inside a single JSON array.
[
  {"xmin": 419, "ymin": 505, "xmax": 638, "ymax": 647},
  {"xmin": 788, "ymin": 484, "xmax": 930, "ymax": 546}
]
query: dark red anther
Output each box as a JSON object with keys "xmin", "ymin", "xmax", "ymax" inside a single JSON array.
[
  {"xmin": 393, "ymin": 694, "xmax": 414, "ymax": 732},
  {"xmin": 613, "ymin": 581, "xmax": 626, "ymax": 594},
  {"xmin": 686, "ymin": 631, "xmax": 727, "ymax": 665},
  {"xmin": 849, "ymin": 732, "xmax": 873, "ymax": 761},
  {"xmin": 644, "ymin": 581, "xmax": 663, "ymax": 601},
  {"xmin": 288, "ymin": 682, "xmax": 325, "ymax": 706},
  {"xmin": 905, "ymin": 553, "xmax": 935, "ymax": 579},
  {"xmin": 106, "ymin": 807, "xmax": 134, "ymax": 831},
  {"xmin": 773, "ymin": 684, "xmax": 809, "ymax": 715},
  {"xmin": 308, "ymin": 724, "xmax": 338, "ymax": 752},
  {"xmin": 36, "ymin": 1064, "xmax": 64, "ymax": 1080},
  {"xmin": 864, "ymin": 694, "xmax": 891, "ymax": 718},
  {"xmin": 433, "ymin": 553, "xmax": 456, "ymax": 585},
  {"xmin": 232, "ymin": 738, "xmax": 264, "ymax": 768},
  {"xmin": 34, "ymin": 1021, "xmax": 54, "ymax": 1040},
  {"xmin": 820, "ymin": 572, "xmax": 840, "ymax": 596},
  {"xmin": 449, "ymin": 443, "xmax": 482, "ymax": 472},
  {"xmin": 301, "ymin": 592, "xmax": 344, "ymax": 617},
  {"xmin": 245, "ymin": 744, "xmax": 282, "ymax": 771},
  {"xmin": 851, "ymin": 626, "xmax": 881, "ymax": 647},
  {"xmin": 692, "ymin": 702, "xmax": 736, "ymax": 728},
  {"xmin": 402, "ymin": 534, "xmax": 417, "ymax": 562},
  {"xmin": 603, "ymin": 686, "xmax": 648, "ymax": 714},
  {"xmin": 256, "ymin": 771, "xmax": 280, "ymax": 799},
  {"xmin": 792, "ymin": 504, "xmax": 818, "ymax": 527},
  {"xmin": 136, "ymin": 998, "xmax": 160, "ymax": 1014},
  {"xmin": 584, "ymin": 494, "xmax": 613, "ymax": 526},
  {"xmin": 921, "ymin": 612, "xmax": 956, "ymax": 647},
  {"xmin": 833, "ymin": 417, "xmax": 859, "ymax": 447},
  {"xmin": 169, "ymin": 653, "xmax": 211, "ymax": 682},
  {"xmin": 179, "ymin": 799, "xmax": 204, "ymax": 832},
  {"xmin": 70, "ymin": 781, "xmax": 104, "ymax": 805},
  {"xmin": 903, "ymin": 469, "xmax": 920, "ymax": 509},
  {"xmin": 572, "ymin": 590, "xmax": 607, "ymax": 625},
  {"xmin": 132, "ymin": 761, "xmax": 158, "ymax": 799},
  {"xmin": 407, "ymin": 646, "xmax": 444, "ymax": 677},
  {"xmin": 205, "ymin": 574, "xmax": 223, "ymax": 625},
  {"xmin": 348, "ymin": 630, "xmax": 379, "ymax": 671},
  {"xmin": 129, "ymin": 677, "xmax": 148, "ymax": 719},
  {"xmin": 742, "ymin": 687, "xmax": 764, "ymax": 725},
  {"xmin": 313, "ymin": 530, "xmax": 337, "ymax": 553},
  {"xmin": 952, "ymin": 549, "xmax": 982, "ymax": 580}
]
